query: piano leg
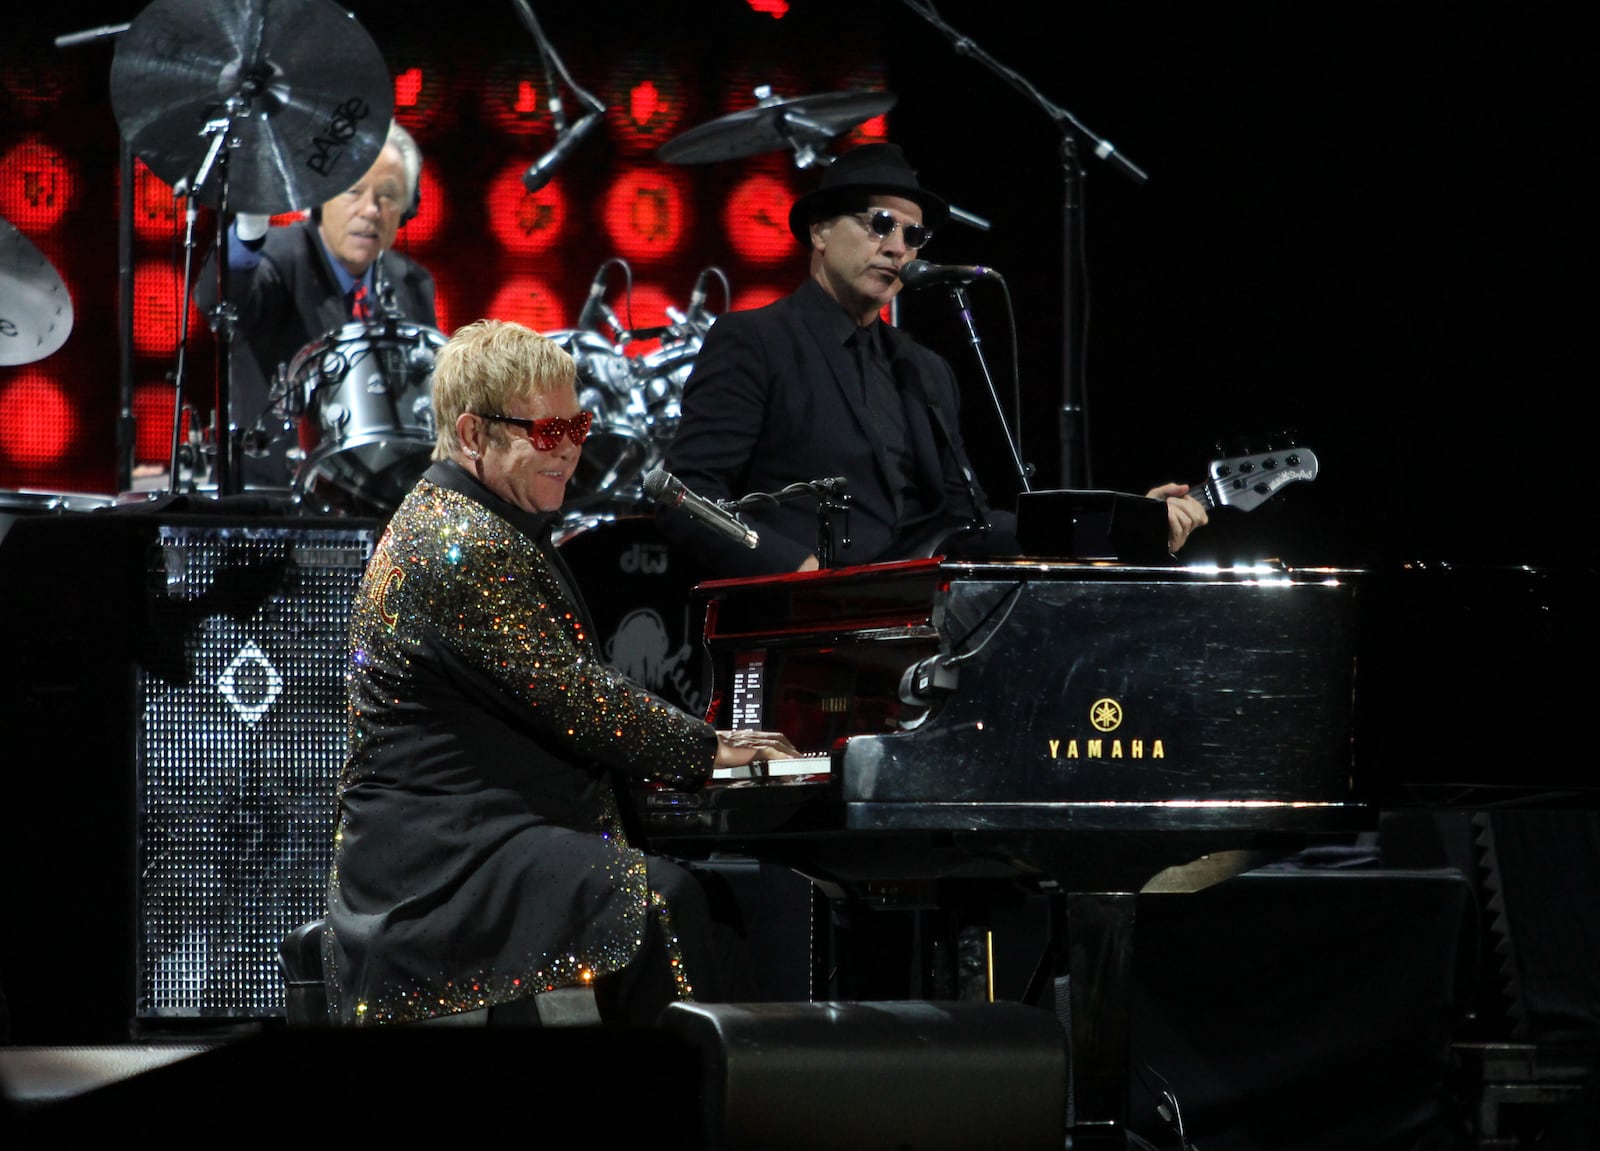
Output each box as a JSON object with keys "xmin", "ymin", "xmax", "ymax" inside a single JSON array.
[
  {"xmin": 822, "ymin": 885, "xmax": 1005, "ymax": 1003},
  {"xmin": 1033, "ymin": 891, "xmax": 1137, "ymax": 1149}
]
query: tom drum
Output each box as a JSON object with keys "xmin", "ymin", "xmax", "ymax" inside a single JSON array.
[{"xmin": 292, "ymin": 320, "xmax": 447, "ymax": 513}]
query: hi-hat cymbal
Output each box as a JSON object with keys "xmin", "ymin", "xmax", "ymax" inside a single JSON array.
[
  {"xmin": 0, "ymin": 217, "xmax": 73, "ymax": 367},
  {"xmin": 658, "ymin": 90, "xmax": 897, "ymax": 165},
  {"xmin": 110, "ymin": 0, "xmax": 394, "ymax": 216}
]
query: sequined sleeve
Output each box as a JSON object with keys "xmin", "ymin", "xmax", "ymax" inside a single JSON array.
[{"xmin": 357, "ymin": 480, "xmax": 714, "ymax": 786}]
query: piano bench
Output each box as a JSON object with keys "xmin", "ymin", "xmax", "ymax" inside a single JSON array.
[
  {"xmin": 660, "ymin": 1000, "xmax": 1068, "ymax": 1150},
  {"xmin": 278, "ymin": 918, "xmax": 331, "ymax": 1028}
]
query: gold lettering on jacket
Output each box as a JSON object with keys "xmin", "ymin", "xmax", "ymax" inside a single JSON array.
[{"xmin": 380, "ymin": 566, "xmax": 405, "ymax": 629}]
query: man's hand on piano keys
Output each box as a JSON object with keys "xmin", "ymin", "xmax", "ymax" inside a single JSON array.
[
  {"xmin": 1145, "ymin": 482, "xmax": 1209, "ymax": 554},
  {"xmin": 714, "ymin": 728, "xmax": 802, "ymax": 769}
]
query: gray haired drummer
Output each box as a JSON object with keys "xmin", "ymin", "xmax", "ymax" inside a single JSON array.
[{"xmin": 195, "ymin": 120, "xmax": 439, "ymax": 498}]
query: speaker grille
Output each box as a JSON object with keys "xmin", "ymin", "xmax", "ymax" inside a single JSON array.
[{"xmin": 136, "ymin": 523, "xmax": 373, "ymax": 1020}]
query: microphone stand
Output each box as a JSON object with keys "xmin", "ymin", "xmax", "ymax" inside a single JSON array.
[
  {"xmin": 510, "ymin": 1, "xmax": 606, "ymax": 137},
  {"xmin": 735, "ymin": 478, "xmax": 851, "ymax": 569},
  {"xmin": 810, "ymin": 480, "xmax": 851, "ymax": 569},
  {"xmin": 945, "ymin": 283, "xmax": 1031, "ymax": 496},
  {"xmin": 900, "ymin": 0, "xmax": 1148, "ymax": 490}
]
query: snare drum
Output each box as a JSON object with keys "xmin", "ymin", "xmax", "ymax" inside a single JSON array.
[
  {"xmin": 291, "ymin": 320, "xmax": 447, "ymax": 512},
  {"xmin": 544, "ymin": 330, "xmax": 653, "ymax": 511}
]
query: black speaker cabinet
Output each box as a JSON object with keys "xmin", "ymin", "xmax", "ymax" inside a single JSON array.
[{"xmin": 0, "ymin": 506, "xmax": 376, "ymax": 1043}]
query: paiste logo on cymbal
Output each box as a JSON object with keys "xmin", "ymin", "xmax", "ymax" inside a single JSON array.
[{"xmin": 1048, "ymin": 696, "xmax": 1166, "ymax": 762}]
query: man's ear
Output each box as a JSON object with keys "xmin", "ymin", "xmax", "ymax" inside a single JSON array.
[{"xmin": 455, "ymin": 411, "xmax": 483, "ymax": 456}]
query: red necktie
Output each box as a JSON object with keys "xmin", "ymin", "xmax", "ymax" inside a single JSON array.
[{"xmin": 351, "ymin": 283, "xmax": 371, "ymax": 322}]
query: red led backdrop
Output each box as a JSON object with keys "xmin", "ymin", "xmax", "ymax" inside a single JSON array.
[{"xmin": 0, "ymin": 2, "xmax": 890, "ymax": 494}]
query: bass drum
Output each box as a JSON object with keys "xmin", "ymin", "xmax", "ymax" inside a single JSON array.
[
  {"xmin": 545, "ymin": 330, "xmax": 652, "ymax": 513},
  {"xmin": 292, "ymin": 320, "xmax": 447, "ymax": 514},
  {"xmin": 555, "ymin": 515, "xmax": 710, "ymax": 718}
]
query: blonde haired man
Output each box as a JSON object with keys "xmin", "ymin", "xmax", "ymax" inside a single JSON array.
[{"xmin": 323, "ymin": 320, "xmax": 794, "ymax": 1027}]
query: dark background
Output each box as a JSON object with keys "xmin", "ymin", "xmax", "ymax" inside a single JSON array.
[{"xmin": 4, "ymin": 0, "xmax": 1591, "ymax": 571}]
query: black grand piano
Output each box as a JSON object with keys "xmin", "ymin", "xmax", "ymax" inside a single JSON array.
[
  {"xmin": 638, "ymin": 553, "xmax": 1377, "ymax": 1145},
  {"xmin": 632, "ymin": 535, "xmax": 1594, "ymax": 1145}
]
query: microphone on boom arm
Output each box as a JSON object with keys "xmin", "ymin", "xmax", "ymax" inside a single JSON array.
[{"xmin": 642, "ymin": 467, "xmax": 759, "ymax": 550}]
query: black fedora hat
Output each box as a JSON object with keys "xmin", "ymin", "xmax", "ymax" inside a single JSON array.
[{"xmin": 787, "ymin": 142, "xmax": 950, "ymax": 245}]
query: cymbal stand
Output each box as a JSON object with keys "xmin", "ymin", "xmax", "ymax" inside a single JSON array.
[
  {"xmin": 761, "ymin": 86, "xmax": 994, "ymax": 234},
  {"xmin": 173, "ymin": 104, "xmax": 245, "ymax": 497}
]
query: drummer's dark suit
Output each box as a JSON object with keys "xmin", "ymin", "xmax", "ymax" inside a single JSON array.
[
  {"xmin": 658, "ymin": 277, "xmax": 1014, "ymax": 577},
  {"xmin": 196, "ymin": 218, "xmax": 437, "ymax": 490}
]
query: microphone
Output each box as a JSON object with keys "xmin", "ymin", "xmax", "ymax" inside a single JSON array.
[
  {"xmin": 373, "ymin": 253, "xmax": 402, "ymax": 319},
  {"xmin": 576, "ymin": 261, "xmax": 612, "ymax": 332},
  {"xmin": 898, "ymin": 259, "xmax": 1004, "ymax": 290},
  {"xmin": 642, "ymin": 467, "xmax": 759, "ymax": 550},
  {"xmin": 522, "ymin": 109, "xmax": 604, "ymax": 194},
  {"xmin": 684, "ymin": 268, "xmax": 712, "ymax": 333}
]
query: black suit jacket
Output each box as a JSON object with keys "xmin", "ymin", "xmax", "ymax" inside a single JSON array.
[
  {"xmin": 658, "ymin": 279, "xmax": 1012, "ymax": 577},
  {"xmin": 195, "ymin": 219, "xmax": 437, "ymax": 488}
]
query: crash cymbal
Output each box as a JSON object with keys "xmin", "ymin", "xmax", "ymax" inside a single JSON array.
[
  {"xmin": 110, "ymin": 0, "xmax": 394, "ymax": 216},
  {"xmin": 0, "ymin": 217, "xmax": 73, "ymax": 367},
  {"xmin": 658, "ymin": 89, "xmax": 897, "ymax": 165}
]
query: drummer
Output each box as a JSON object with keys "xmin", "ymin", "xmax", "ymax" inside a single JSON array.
[{"xmin": 195, "ymin": 119, "xmax": 439, "ymax": 493}]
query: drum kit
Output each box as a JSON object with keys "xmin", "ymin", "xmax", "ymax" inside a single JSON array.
[
  {"xmin": 242, "ymin": 78, "xmax": 893, "ymax": 524},
  {"xmin": 3, "ymin": 0, "xmax": 900, "ymax": 715},
  {"xmin": 6, "ymin": 0, "xmax": 892, "ymax": 546}
]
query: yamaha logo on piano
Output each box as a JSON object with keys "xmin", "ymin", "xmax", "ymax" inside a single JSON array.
[
  {"xmin": 1091, "ymin": 698, "xmax": 1124, "ymax": 731},
  {"xmin": 1047, "ymin": 696, "xmax": 1167, "ymax": 761}
]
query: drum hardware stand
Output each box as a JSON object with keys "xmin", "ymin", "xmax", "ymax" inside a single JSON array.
[
  {"xmin": 166, "ymin": 106, "xmax": 248, "ymax": 497},
  {"xmin": 241, "ymin": 362, "xmax": 299, "ymax": 467},
  {"xmin": 901, "ymin": 0, "xmax": 1149, "ymax": 490}
]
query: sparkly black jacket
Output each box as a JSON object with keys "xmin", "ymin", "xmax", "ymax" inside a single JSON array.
[{"xmin": 323, "ymin": 461, "xmax": 715, "ymax": 1025}]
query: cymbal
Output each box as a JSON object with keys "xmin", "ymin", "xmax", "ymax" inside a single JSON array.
[
  {"xmin": 110, "ymin": 0, "xmax": 395, "ymax": 216},
  {"xmin": 0, "ymin": 217, "xmax": 73, "ymax": 367},
  {"xmin": 658, "ymin": 90, "xmax": 897, "ymax": 165}
]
